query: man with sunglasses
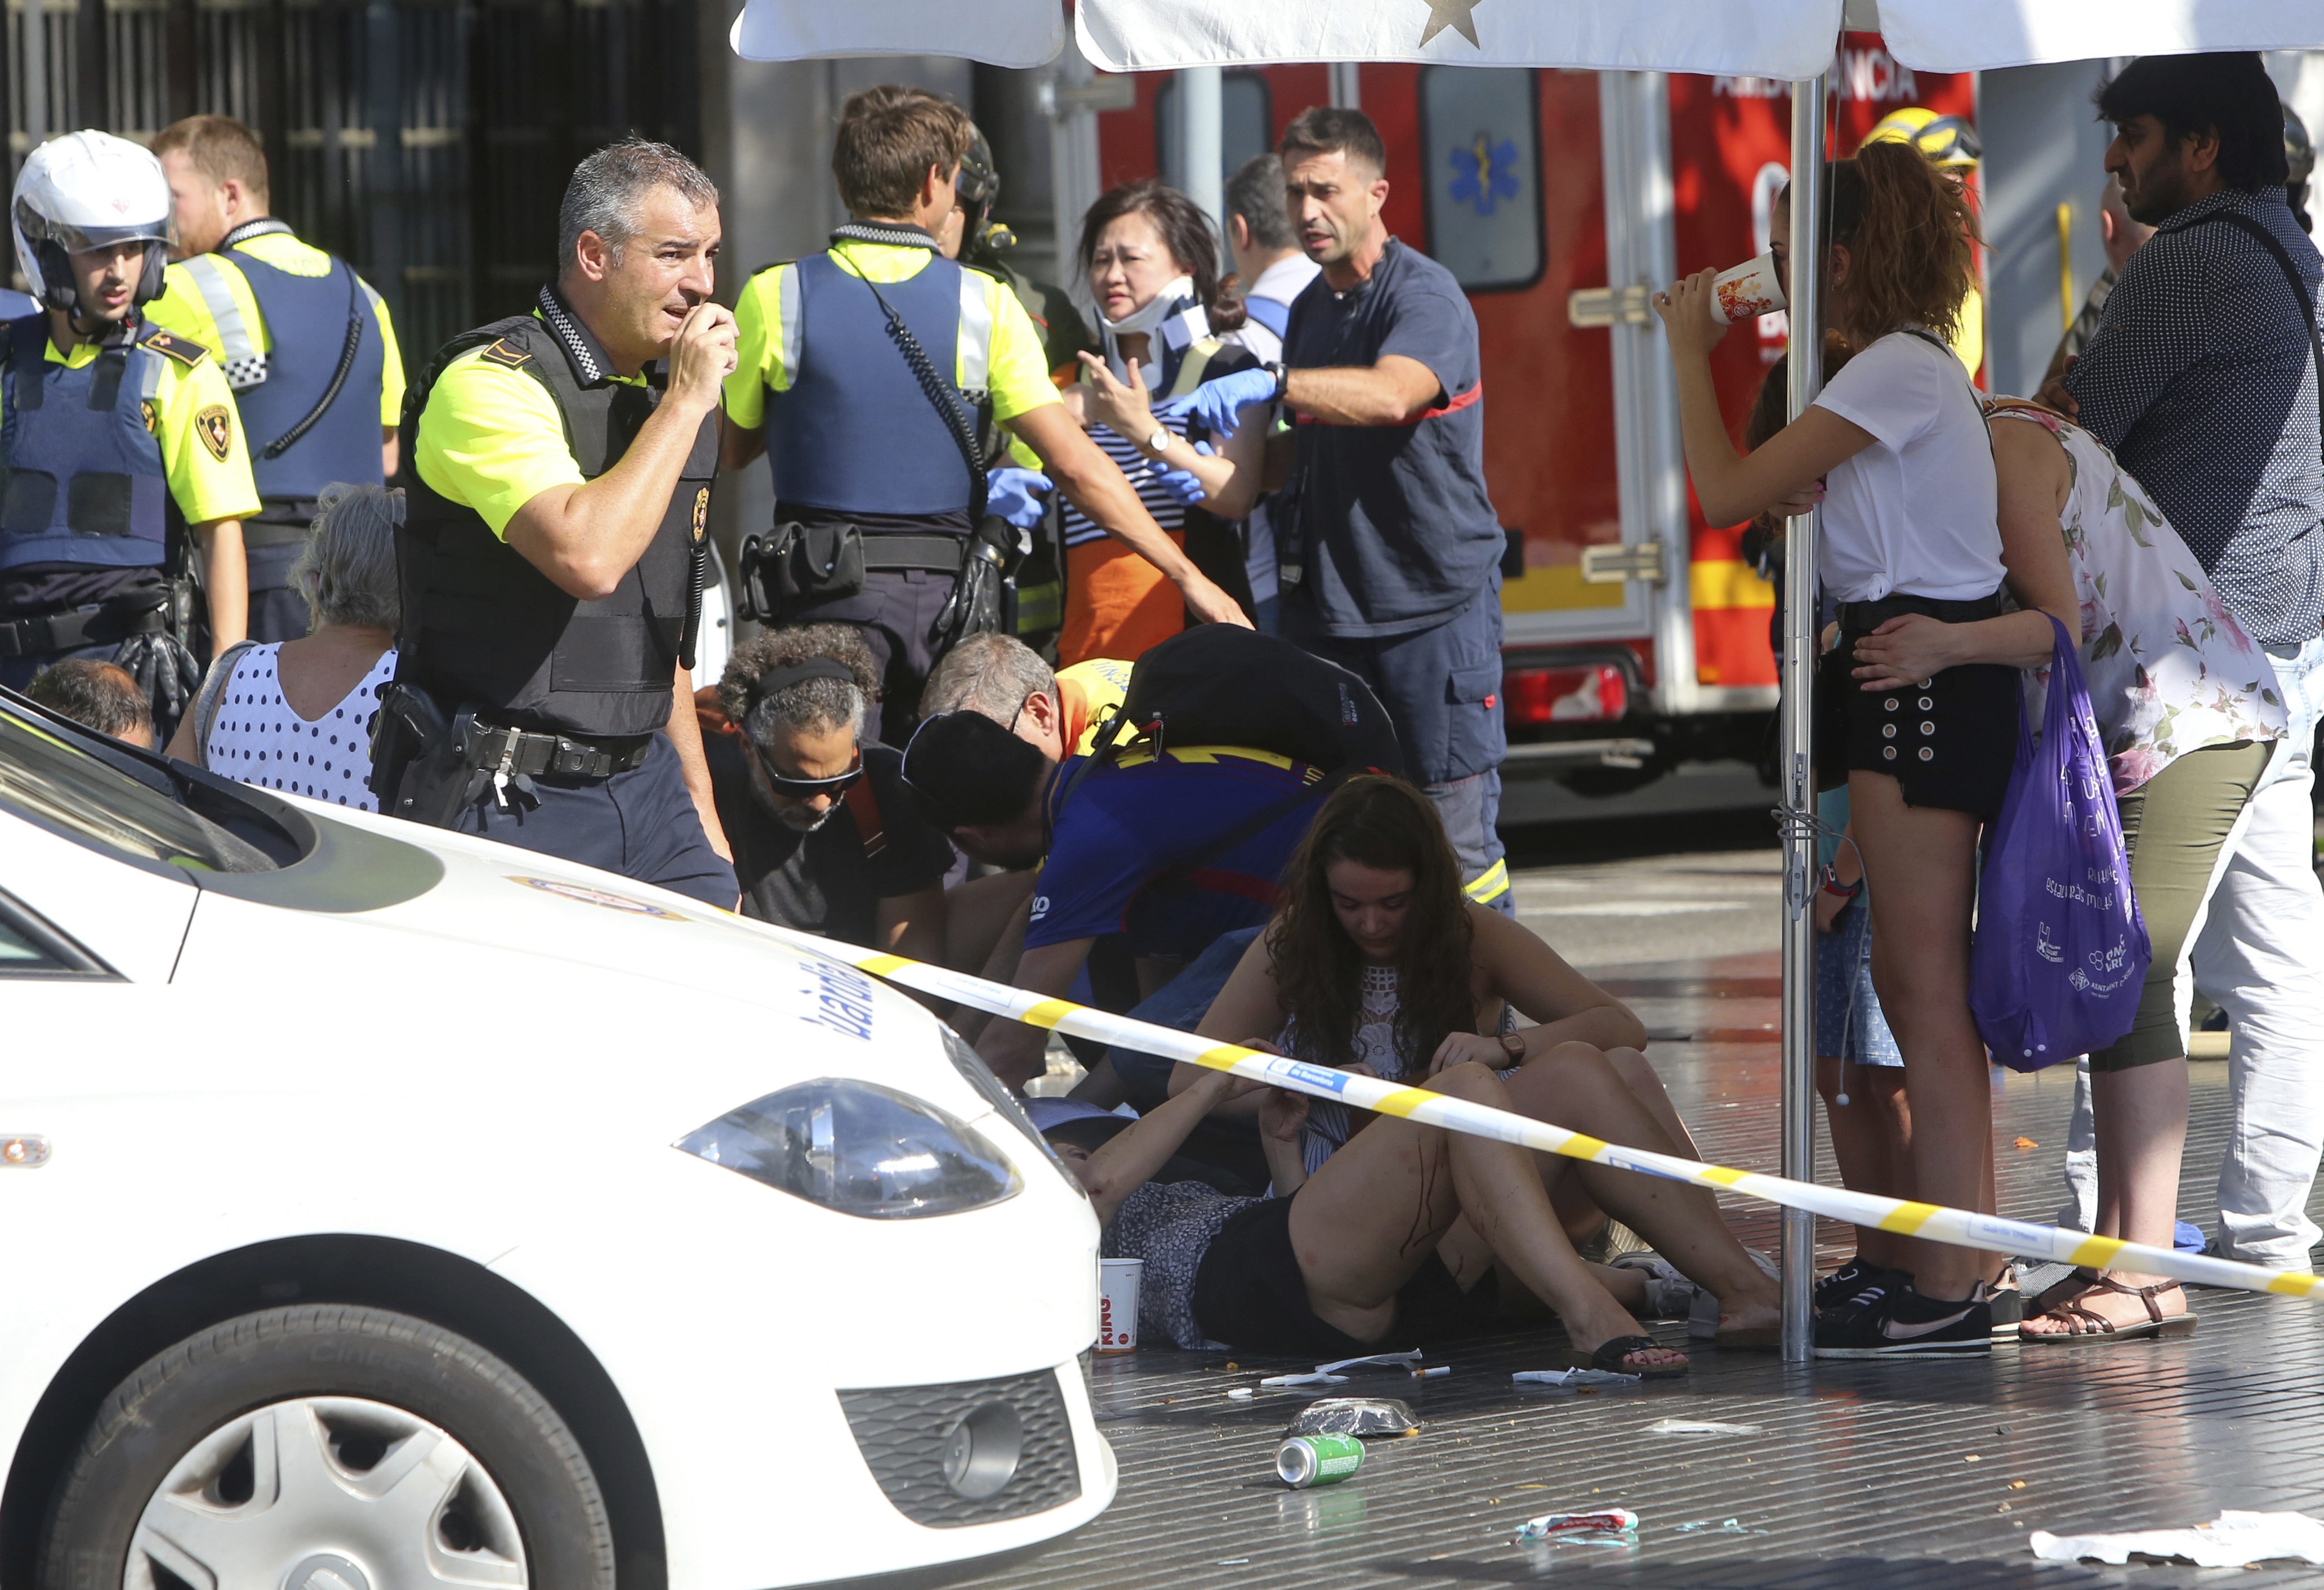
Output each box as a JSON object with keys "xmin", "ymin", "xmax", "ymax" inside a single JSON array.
[{"xmin": 703, "ymin": 626, "xmax": 954, "ymax": 949}]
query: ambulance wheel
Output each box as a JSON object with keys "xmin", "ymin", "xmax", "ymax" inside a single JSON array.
[{"xmin": 39, "ymin": 1304, "xmax": 613, "ymax": 1590}]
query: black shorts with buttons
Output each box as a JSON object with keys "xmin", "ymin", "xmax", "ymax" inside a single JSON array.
[{"xmin": 1816, "ymin": 593, "xmax": 2020, "ymax": 824}]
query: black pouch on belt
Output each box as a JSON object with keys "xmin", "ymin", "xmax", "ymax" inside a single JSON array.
[
  {"xmin": 740, "ymin": 521, "xmax": 866, "ymax": 614},
  {"xmin": 370, "ymin": 680, "xmax": 474, "ymax": 827}
]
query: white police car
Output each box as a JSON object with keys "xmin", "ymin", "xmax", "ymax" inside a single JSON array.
[{"xmin": 0, "ymin": 686, "xmax": 1112, "ymax": 1588}]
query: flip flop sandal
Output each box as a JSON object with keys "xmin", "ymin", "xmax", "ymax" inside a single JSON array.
[
  {"xmin": 2019, "ymin": 1275, "xmax": 2197, "ymax": 1346},
  {"xmin": 1559, "ymin": 1334, "xmax": 1688, "ymax": 1378}
]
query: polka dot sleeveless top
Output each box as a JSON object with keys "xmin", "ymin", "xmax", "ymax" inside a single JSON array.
[{"xmin": 204, "ymin": 643, "xmax": 399, "ymax": 811}]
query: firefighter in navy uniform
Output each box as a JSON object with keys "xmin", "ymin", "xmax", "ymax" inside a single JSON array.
[
  {"xmin": 375, "ymin": 138, "xmax": 737, "ymax": 908},
  {"xmin": 148, "ymin": 115, "xmax": 403, "ymax": 645},
  {"xmin": 723, "ymin": 87, "xmax": 1244, "ymax": 745},
  {"xmin": 0, "ymin": 132, "xmax": 259, "ymax": 722}
]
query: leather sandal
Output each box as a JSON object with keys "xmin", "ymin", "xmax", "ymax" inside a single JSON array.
[
  {"xmin": 1559, "ymin": 1334, "xmax": 1688, "ymax": 1377},
  {"xmin": 2027, "ymin": 1266, "xmax": 2102, "ymax": 1318},
  {"xmin": 2019, "ymin": 1274, "xmax": 2197, "ymax": 1346}
]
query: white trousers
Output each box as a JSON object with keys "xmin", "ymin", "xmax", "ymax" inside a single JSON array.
[{"xmin": 2059, "ymin": 632, "xmax": 2324, "ymax": 1267}]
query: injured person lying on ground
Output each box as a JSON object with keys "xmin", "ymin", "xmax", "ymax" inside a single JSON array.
[{"xmin": 1125, "ymin": 776, "xmax": 1779, "ymax": 1365}]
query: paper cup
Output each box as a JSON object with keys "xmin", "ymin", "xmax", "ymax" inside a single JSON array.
[
  {"xmin": 1097, "ymin": 1258, "xmax": 1143, "ymax": 1353},
  {"xmin": 1711, "ymin": 252, "xmax": 1787, "ymax": 324}
]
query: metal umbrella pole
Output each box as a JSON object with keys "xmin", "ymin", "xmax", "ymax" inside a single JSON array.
[{"xmin": 1777, "ymin": 68, "xmax": 1830, "ymax": 1365}]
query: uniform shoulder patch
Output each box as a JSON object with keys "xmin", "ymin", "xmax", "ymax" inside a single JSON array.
[
  {"xmin": 195, "ymin": 403, "xmax": 234, "ymax": 461},
  {"xmin": 141, "ymin": 328, "xmax": 209, "ymax": 368},
  {"xmin": 478, "ymin": 338, "xmax": 532, "ymax": 369}
]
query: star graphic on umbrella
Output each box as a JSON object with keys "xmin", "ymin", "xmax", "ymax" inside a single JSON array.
[{"xmin": 1419, "ymin": 0, "xmax": 1483, "ymax": 47}]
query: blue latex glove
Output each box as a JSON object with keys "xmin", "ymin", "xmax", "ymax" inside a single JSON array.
[
  {"xmin": 986, "ymin": 466, "xmax": 1054, "ymax": 529},
  {"xmin": 1156, "ymin": 367, "xmax": 1277, "ymax": 439},
  {"xmin": 1150, "ymin": 440, "xmax": 1214, "ymax": 507}
]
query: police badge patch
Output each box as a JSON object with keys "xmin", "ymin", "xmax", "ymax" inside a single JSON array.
[
  {"xmin": 139, "ymin": 399, "xmax": 159, "ymax": 435},
  {"xmin": 195, "ymin": 404, "xmax": 234, "ymax": 461},
  {"xmin": 692, "ymin": 486, "xmax": 710, "ymax": 543}
]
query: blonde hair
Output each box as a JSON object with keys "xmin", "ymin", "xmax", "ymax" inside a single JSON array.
[{"xmin": 291, "ymin": 484, "xmax": 402, "ymax": 631}]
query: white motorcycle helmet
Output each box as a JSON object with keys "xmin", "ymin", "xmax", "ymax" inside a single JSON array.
[{"xmin": 11, "ymin": 131, "xmax": 173, "ymax": 316}]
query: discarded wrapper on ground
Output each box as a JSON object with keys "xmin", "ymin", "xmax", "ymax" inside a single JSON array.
[{"xmin": 2029, "ymin": 1511, "xmax": 2324, "ymax": 1567}]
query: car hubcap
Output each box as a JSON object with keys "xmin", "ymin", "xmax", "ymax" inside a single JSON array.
[{"xmin": 124, "ymin": 1396, "xmax": 527, "ymax": 1590}]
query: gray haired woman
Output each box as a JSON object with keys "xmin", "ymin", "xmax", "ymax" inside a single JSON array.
[{"xmin": 167, "ymin": 484, "xmax": 402, "ymax": 811}]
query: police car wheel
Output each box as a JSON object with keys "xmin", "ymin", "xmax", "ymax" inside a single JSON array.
[{"xmin": 39, "ymin": 1305, "xmax": 614, "ymax": 1590}]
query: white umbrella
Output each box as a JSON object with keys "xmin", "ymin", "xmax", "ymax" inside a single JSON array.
[
  {"xmin": 728, "ymin": 0, "xmax": 1064, "ymax": 66},
  {"xmin": 1870, "ymin": 0, "xmax": 2324, "ymax": 72}
]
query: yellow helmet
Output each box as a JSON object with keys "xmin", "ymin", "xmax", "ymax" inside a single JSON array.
[{"xmin": 1861, "ymin": 108, "xmax": 1982, "ymax": 169}]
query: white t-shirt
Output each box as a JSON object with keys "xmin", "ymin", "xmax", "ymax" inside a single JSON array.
[{"xmin": 1810, "ymin": 329, "xmax": 2005, "ymax": 604}]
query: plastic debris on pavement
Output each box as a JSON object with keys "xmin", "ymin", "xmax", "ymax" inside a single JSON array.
[
  {"xmin": 1515, "ymin": 1508, "xmax": 1641, "ymax": 1543},
  {"xmin": 1284, "ymin": 1397, "xmax": 1421, "ymax": 1437},
  {"xmin": 1317, "ymin": 1349, "xmax": 1425, "ymax": 1374},
  {"xmin": 1513, "ymin": 1368, "xmax": 1641, "ymax": 1388},
  {"xmin": 1645, "ymin": 1418, "xmax": 1764, "ymax": 1436},
  {"xmin": 1260, "ymin": 1371, "xmax": 1351, "ymax": 1388},
  {"xmin": 2029, "ymin": 1511, "xmax": 2324, "ymax": 1567},
  {"xmin": 1677, "ymin": 1517, "xmax": 1765, "ymax": 1535}
]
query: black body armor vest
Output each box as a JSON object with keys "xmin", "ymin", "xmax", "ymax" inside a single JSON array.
[{"xmin": 399, "ymin": 305, "xmax": 715, "ymax": 739}]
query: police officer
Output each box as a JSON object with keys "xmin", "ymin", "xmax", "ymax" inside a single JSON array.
[
  {"xmin": 379, "ymin": 137, "xmax": 737, "ymax": 908},
  {"xmin": 0, "ymin": 132, "xmax": 260, "ymax": 711},
  {"xmin": 722, "ymin": 86, "xmax": 1246, "ymax": 745},
  {"xmin": 149, "ymin": 115, "xmax": 403, "ymax": 646}
]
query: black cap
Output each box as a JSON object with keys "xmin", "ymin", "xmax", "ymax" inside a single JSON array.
[{"xmin": 900, "ymin": 710, "xmax": 1049, "ymax": 830}]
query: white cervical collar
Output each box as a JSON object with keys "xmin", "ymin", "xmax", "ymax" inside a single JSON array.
[{"xmin": 1098, "ymin": 277, "xmax": 1210, "ymax": 387}]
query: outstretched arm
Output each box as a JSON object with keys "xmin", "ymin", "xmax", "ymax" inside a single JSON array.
[
  {"xmin": 1077, "ymin": 1069, "xmax": 1259, "ymax": 1222},
  {"xmin": 1434, "ymin": 905, "xmax": 1647, "ymax": 1073}
]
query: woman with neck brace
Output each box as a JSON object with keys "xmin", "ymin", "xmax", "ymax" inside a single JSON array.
[{"xmin": 1058, "ymin": 180, "xmax": 1272, "ymax": 662}]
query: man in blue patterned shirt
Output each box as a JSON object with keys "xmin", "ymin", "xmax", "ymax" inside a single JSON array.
[{"xmin": 2046, "ymin": 52, "xmax": 2324, "ymax": 1272}]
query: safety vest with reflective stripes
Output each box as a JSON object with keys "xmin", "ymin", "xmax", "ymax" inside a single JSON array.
[{"xmin": 757, "ymin": 248, "xmax": 994, "ymax": 521}]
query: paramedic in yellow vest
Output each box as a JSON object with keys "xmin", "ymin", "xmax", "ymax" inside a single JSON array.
[
  {"xmin": 149, "ymin": 115, "xmax": 404, "ymax": 645},
  {"xmin": 1861, "ymin": 108, "xmax": 1987, "ymax": 377},
  {"xmin": 721, "ymin": 87, "xmax": 1244, "ymax": 745}
]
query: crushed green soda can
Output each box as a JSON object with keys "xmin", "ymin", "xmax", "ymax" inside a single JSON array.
[{"xmin": 1276, "ymin": 1433, "xmax": 1365, "ymax": 1488}]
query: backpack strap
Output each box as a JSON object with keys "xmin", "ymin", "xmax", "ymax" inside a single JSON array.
[
  {"xmin": 189, "ymin": 640, "xmax": 261, "ymax": 769},
  {"xmin": 1242, "ymin": 296, "xmax": 1291, "ymax": 339},
  {"xmin": 845, "ymin": 771, "xmax": 887, "ymax": 861},
  {"xmin": 2198, "ymin": 211, "xmax": 2324, "ymax": 463},
  {"xmin": 1162, "ymin": 338, "xmax": 1221, "ymax": 401}
]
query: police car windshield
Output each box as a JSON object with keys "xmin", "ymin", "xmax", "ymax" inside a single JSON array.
[{"xmin": 0, "ymin": 700, "xmax": 276, "ymax": 874}]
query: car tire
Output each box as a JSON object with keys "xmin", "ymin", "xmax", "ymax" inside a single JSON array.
[{"xmin": 39, "ymin": 1303, "xmax": 614, "ymax": 1590}]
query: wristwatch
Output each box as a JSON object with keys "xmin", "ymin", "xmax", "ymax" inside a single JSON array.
[
  {"xmin": 1819, "ymin": 865, "xmax": 1862, "ymax": 899},
  {"xmin": 1142, "ymin": 425, "xmax": 1172, "ymax": 457},
  {"xmin": 1498, "ymin": 1031, "xmax": 1527, "ymax": 1062},
  {"xmin": 1265, "ymin": 360, "xmax": 1290, "ymax": 401}
]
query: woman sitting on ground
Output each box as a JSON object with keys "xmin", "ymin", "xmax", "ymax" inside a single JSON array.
[
  {"xmin": 167, "ymin": 483, "xmax": 400, "ymax": 810},
  {"xmin": 1062, "ymin": 1019, "xmax": 1716, "ymax": 1372},
  {"xmin": 1165, "ymin": 777, "xmax": 1780, "ymax": 1367}
]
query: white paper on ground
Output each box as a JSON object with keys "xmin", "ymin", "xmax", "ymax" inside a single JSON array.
[
  {"xmin": 2029, "ymin": 1511, "xmax": 2324, "ymax": 1568},
  {"xmin": 1646, "ymin": 1418, "xmax": 1765, "ymax": 1436},
  {"xmin": 1513, "ymin": 1369, "xmax": 1643, "ymax": 1387}
]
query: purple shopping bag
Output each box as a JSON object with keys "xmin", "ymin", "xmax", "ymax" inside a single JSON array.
[{"xmin": 1970, "ymin": 614, "xmax": 2151, "ymax": 1071}]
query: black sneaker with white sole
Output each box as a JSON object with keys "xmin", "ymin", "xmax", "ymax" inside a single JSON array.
[
  {"xmin": 1988, "ymin": 1268, "xmax": 2023, "ymax": 1338},
  {"xmin": 1814, "ymin": 1258, "xmax": 1897, "ymax": 1314},
  {"xmin": 1813, "ymin": 1281, "xmax": 1993, "ymax": 1358}
]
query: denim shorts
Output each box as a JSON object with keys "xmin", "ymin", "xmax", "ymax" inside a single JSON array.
[{"xmin": 1814, "ymin": 895, "xmax": 1901, "ymax": 1066}]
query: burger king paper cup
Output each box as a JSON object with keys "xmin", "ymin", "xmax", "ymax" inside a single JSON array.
[
  {"xmin": 1711, "ymin": 253, "xmax": 1787, "ymax": 324},
  {"xmin": 1098, "ymin": 1258, "xmax": 1143, "ymax": 1352}
]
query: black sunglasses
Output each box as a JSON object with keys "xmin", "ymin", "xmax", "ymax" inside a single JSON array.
[{"xmin": 752, "ymin": 741, "xmax": 863, "ymax": 801}]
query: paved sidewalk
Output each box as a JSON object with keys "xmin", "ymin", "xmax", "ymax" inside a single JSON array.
[{"xmin": 969, "ymin": 954, "xmax": 2324, "ymax": 1590}]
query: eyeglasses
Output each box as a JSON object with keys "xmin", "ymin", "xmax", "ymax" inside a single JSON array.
[{"xmin": 752, "ymin": 740, "xmax": 862, "ymax": 801}]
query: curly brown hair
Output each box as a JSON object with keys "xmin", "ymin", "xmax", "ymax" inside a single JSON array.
[
  {"xmin": 718, "ymin": 623, "xmax": 880, "ymax": 742},
  {"xmin": 1827, "ymin": 140, "xmax": 1981, "ymax": 347},
  {"xmin": 1268, "ymin": 778, "xmax": 1478, "ymax": 1075}
]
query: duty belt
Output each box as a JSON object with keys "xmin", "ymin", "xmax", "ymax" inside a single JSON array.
[
  {"xmin": 0, "ymin": 597, "xmax": 167, "ymax": 659},
  {"xmin": 860, "ymin": 531, "xmax": 970, "ymax": 574},
  {"xmin": 463, "ymin": 718, "xmax": 654, "ymax": 781}
]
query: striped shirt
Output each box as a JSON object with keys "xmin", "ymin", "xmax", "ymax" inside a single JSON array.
[{"xmin": 1060, "ymin": 419, "xmax": 1186, "ymax": 550}]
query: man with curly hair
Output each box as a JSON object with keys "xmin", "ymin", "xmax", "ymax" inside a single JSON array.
[{"xmin": 704, "ymin": 623, "xmax": 954, "ymax": 948}]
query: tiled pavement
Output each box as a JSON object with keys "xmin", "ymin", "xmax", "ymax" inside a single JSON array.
[{"xmin": 965, "ymin": 952, "xmax": 2324, "ymax": 1590}]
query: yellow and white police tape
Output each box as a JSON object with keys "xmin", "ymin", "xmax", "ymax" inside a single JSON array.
[{"xmin": 771, "ymin": 927, "xmax": 2323, "ymax": 1302}]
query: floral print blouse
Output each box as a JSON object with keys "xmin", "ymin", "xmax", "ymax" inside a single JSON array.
[{"xmin": 1990, "ymin": 403, "xmax": 2286, "ymax": 794}]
